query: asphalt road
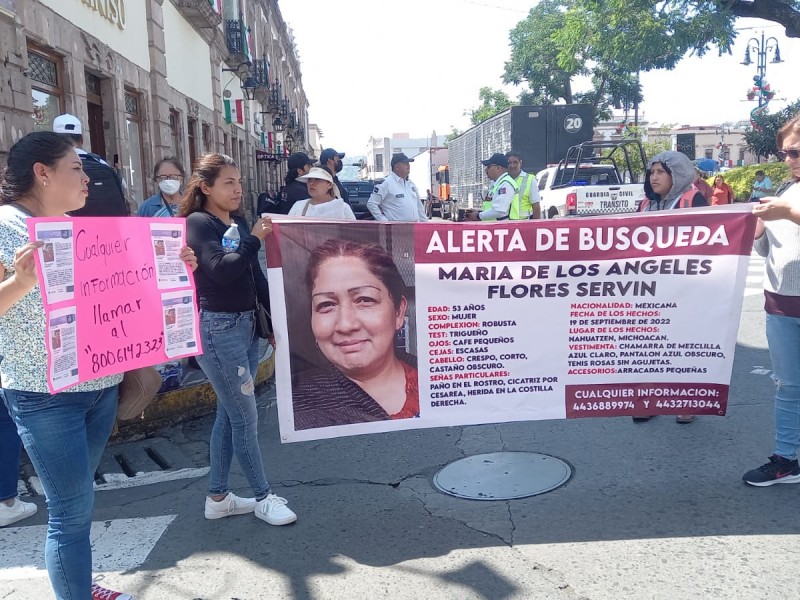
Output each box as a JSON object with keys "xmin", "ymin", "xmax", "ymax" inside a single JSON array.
[{"xmin": 1, "ymin": 252, "xmax": 794, "ymax": 600}]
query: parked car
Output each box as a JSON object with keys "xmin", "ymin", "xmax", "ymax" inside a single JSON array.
[{"xmin": 340, "ymin": 180, "xmax": 377, "ymax": 220}]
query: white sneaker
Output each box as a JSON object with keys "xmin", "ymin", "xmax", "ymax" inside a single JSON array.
[
  {"xmin": 255, "ymin": 493, "xmax": 297, "ymax": 526},
  {"xmin": 204, "ymin": 493, "xmax": 256, "ymax": 520},
  {"xmin": 90, "ymin": 583, "xmax": 134, "ymax": 600},
  {"xmin": 0, "ymin": 497, "xmax": 38, "ymax": 527}
]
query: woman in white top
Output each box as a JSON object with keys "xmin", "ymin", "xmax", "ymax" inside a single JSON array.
[{"xmin": 288, "ymin": 167, "xmax": 356, "ymax": 220}]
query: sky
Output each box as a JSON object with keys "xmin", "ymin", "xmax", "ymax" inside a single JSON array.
[{"xmin": 278, "ymin": 0, "xmax": 800, "ymax": 157}]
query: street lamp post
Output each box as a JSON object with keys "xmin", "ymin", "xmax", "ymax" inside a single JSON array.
[{"xmin": 741, "ymin": 31, "xmax": 782, "ymax": 108}]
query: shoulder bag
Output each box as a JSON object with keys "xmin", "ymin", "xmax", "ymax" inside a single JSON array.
[{"xmin": 117, "ymin": 366, "xmax": 162, "ymax": 421}]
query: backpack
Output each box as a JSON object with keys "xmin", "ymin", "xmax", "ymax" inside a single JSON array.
[{"xmin": 69, "ymin": 153, "xmax": 129, "ymax": 217}]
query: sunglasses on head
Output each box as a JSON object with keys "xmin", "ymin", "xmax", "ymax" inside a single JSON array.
[{"xmin": 776, "ymin": 148, "xmax": 800, "ymax": 160}]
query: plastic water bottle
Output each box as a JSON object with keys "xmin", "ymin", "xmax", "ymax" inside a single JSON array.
[{"xmin": 221, "ymin": 223, "xmax": 240, "ymax": 253}]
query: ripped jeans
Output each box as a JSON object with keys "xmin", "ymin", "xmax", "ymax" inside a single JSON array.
[
  {"xmin": 196, "ymin": 310, "xmax": 271, "ymax": 499},
  {"xmin": 766, "ymin": 313, "xmax": 800, "ymax": 460}
]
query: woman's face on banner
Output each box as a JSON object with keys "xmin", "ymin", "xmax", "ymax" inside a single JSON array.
[{"xmin": 310, "ymin": 256, "xmax": 406, "ymax": 378}]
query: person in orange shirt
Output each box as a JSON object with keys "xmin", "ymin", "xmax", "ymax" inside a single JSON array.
[{"xmin": 710, "ymin": 175, "xmax": 734, "ymax": 205}]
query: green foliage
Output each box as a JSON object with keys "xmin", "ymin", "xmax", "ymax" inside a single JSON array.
[
  {"xmin": 603, "ymin": 125, "xmax": 673, "ymax": 180},
  {"xmin": 468, "ymin": 87, "xmax": 515, "ymax": 126},
  {"xmin": 717, "ymin": 163, "xmax": 790, "ymax": 201},
  {"xmin": 446, "ymin": 128, "xmax": 462, "ymax": 142},
  {"xmin": 744, "ymin": 99, "xmax": 800, "ymax": 159},
  {"xmin": 501, "ymin": 0, "xmax": 800, "ymax": 124}
]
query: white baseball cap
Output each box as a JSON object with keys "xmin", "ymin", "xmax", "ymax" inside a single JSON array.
[{"xmin": 53, "ymin": 114, "xmax": 83, "ymax": 135}]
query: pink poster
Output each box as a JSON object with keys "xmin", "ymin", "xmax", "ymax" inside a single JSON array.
[{"xmin": 28, "ymin": 217, "xmax": 202, "ymax": 393}]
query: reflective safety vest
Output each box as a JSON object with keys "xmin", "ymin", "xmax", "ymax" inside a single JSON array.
[
  {"xmin": 514, "ymin": 173, "xmax": 536, "ymax": 219},
  {"xmin": 482, "ymin": 173, "xmax": 521, "ymax": 220},
  {"xmin": 638, "ymin": 187, "xmax": 695, "ymax": 212}
]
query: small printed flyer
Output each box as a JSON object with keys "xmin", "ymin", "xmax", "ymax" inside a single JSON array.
[{"xmin": 30, "ymin": 217, "xmax": 202, "ymax": 392}]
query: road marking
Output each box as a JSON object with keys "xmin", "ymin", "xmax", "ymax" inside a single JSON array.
[
  {"xmin": 0, "ymin": 515, "xmax": 176, "ymax": 581},
  {"xmin": 94, "ymin": 467, "xmax": 210, "ymax": 491}
]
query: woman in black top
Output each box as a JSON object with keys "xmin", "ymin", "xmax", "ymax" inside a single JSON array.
[{"xmin": 181, "ymin": 153, "xmax": 296, "ymax": 526}]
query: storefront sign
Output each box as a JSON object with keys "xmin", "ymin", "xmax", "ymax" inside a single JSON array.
[{"xmin": 80, "ymin": 0, "xmax": 126, "ymax": 31}]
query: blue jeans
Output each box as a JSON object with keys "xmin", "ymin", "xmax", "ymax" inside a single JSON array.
[
  {"xmin": 196, "ymin": 310, "xmax": 271, "ymax": 499},
  {"xmin": 0, "ymin": 400, "xmax": 22, "ymax": 502},
  {"xmin": 766, "ymin": 313, "xmax": 800, "ymax": 459},
  {"xmin": 1, "ymin": 385, "xmax": 118, "ymax": 600}
]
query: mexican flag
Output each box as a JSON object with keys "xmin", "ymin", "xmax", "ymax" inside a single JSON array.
[
  {"xmin": 209, "ymin": 0, "xmax": 222, "ymax": 14},
  {"xmin": 223, "ymin": 99, "xmax": 244, "ymax": 124}
]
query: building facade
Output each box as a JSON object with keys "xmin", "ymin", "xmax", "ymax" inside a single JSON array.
[
  {"xmin": 363, "ymin": 132, "xmax": 443, "ymax": 180},
  {"xmin": 0, "ymin": 0, "xmax": 310, "ymax": 216}
]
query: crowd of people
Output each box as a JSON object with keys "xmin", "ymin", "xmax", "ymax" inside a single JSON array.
[{"xmin": 0, "ymin": 109, "xmax": 798, "ymax": 599}]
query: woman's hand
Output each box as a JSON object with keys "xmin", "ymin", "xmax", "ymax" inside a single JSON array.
[
  {"xmin": 753, "ymin": 197, "xmax": 791, "ymax": 221},
  {"xmin": 179, "ymin": 245, "xmax": 198, "ymax": 272},
  {"xmin": 13, "ymin": 241, "xmax": 44, "ymax": 289},
  {"xmin": 251, "ymin": 216, "xmax": 273, "ymax": 241}
]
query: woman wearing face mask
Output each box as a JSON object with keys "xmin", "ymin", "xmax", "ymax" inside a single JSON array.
[
  {"xmin": 137, "ymin": 157, "xmax": 186, "ymax": 217},
  {"xmin": 635, "ymin": 150, "xmax": 708, "ymax": 425}
]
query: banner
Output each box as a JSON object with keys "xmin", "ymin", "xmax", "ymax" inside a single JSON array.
[
  {"xmin": 29, "ymin": 217, "xmax": 201, "ymax": 393},
  {"xmin": 266, "ymin": 206, "xmax": 756, "ymax": 443}
]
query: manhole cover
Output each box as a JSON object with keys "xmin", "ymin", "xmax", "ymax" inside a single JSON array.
[{"xmin": 433, "ymin": 452, "xmax": 571, "ymax": 500}]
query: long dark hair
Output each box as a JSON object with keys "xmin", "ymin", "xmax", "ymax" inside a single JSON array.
[
  {"xmin": 306, "ymin": 239, "xmax": 406, "ymax": 310},
  {"xmin": 179, "ymin": 153, "xmax": 237, "ymax": 217},
  {"xmin": 0, "ymin": 132, "xmax": 75, "ymax": 204}
]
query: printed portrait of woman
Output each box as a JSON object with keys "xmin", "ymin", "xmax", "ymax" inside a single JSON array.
[{"xmin": 292, "ymin": 238, "xmax": 419, "ymax": 430}]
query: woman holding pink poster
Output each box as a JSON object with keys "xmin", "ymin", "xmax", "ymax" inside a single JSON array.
[{"xmin": 0, "ymin": 131, "xmax": 197, "ymax": 600}]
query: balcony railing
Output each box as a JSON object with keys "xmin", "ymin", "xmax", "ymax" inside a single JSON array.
[
  {"xmin": 252, "ymin": 58, "xmax": 269, "ymax": 88},
  {"xmin": 225, "ymin": 19, "xmax": 245, "ymax": 56}
]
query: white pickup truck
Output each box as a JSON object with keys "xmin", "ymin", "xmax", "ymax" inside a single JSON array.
[{"xmin": 535, "ymin": 140, "xmax": 646, "ymax": 218}]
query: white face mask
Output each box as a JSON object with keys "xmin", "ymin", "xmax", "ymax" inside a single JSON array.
[{"xmin": 158, "ymin": 179, "xmax": 181, "ymax": 196}]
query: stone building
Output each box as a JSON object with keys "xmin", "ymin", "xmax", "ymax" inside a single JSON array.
[{"xmin": 0, "ymin": 0, "xmax": 310, "ymax": 216}]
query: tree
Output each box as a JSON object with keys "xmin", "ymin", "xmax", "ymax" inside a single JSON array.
[
  {"xmin": 744, "ymin": 99, "xmax": 800, "ymax": 159},
  {"xmin": 503, "ymin": 0, "xmax": 800, "ymax": 122},
  {"xmin": 468, "ymin": 87, "xmax": 514, "ymax": 125}
]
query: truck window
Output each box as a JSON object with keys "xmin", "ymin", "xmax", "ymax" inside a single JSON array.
[{"xmin": 538, "ymin": 172, "xmax": 549, "ymax": 190}]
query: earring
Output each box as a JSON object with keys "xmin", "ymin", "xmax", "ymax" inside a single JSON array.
[{"xmin": 41, "ymin": 180, "xmax": 48, "ymax": 187}]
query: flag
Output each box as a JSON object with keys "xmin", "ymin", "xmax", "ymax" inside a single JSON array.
[
  {"xmin": 209, "ymin": 0, "xmax": 222, "ymax": 14},
  {"xmin": 267, "ymin": 132, "xmax": 273, "ymax": 150},
  {"xmin": 245, "ymin": 28, "xmax": 254, "ymax": 62},
  {"xmin": 223, "ymin": 99, "xmax": 244, "ymax": 125}
]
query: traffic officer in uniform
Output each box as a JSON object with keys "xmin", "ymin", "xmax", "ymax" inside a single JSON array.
[
  {"xmin": 465, "ymin": 153, "xmax": 520, "ymax": 221},
  {"xmin": 367, "ymin": 153, "xmax": 429, "ymax": 221},
  {"xmin": 506, "ymin": 150, "xmax": 541, "ymax": 219}
]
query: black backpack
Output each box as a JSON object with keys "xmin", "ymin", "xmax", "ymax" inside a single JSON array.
[{"xmin": 69, "ymin": 153, "xmax": 129, "ymax": 217}]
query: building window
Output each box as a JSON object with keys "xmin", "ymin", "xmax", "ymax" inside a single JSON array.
[
  {"xmin": 739, "ymin": 147, "xmax": 746, "ymax": 161},
  {"xmin": 202, "ymin": 123, "xmax": 212, "ymax": 152},
  {"xmin": 704, "ymin": 149, "xmax": 713, "ymax": 159},
  {"xmin": 85, "ymin": 71, "xmax": 106, "ymax": 158},
  {"xmin": 125, "ymin": 91, "xmax": 146, "ymax": 212},
  {"xmin": 223, "ymin": 133, "xmax": 229, "ymax": 156},
  {"xmin": 187, "ymin": 118, "xmax": 198, "ymax": 171},
  {"xmin": 28, "ymin": 47, "xmax": 62, "ymax": 132},
  {"xmin": 169, "ymin": 109, "xmax": 181, "ymax": 159},
  {"xmin": 375, "ymin": 154, "xmax": 384, "ymax": 172}
]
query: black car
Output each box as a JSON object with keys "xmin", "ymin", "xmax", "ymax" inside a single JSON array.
[{"xmin": 340, "ymin": 180, "xmax": 378, "ymax": 220}]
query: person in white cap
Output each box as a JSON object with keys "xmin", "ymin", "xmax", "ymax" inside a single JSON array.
[
  {"xmin": 52, "ymin": 114, "xmax": 107, "ymax": 165},
  {"xmin": 367, "ymin": 153, "xmax": 428, "ymax": 222},
  {"xmin": 288, "ymin": 167, "xmax": 355, "ymax": 219},
  {"xmin": 52, "ymin": 114, "xmax": 129, "ymax": 214}
]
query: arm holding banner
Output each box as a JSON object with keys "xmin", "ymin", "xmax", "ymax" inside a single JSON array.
[{"xmin": 187, "ymin": 213, "xmax": 262, "ymax": 285}]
